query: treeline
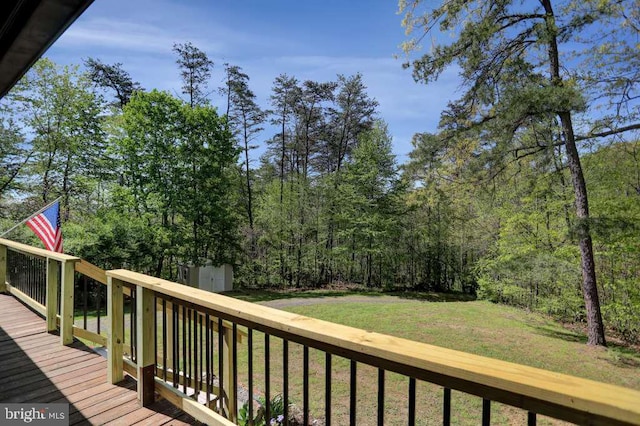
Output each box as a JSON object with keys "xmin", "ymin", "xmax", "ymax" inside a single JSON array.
[
  {"xmin": 0, "ymin": 39, "xmax": 639, "ymax": 341},
  {"xmin": 406, "ymin": 139, "xmax": 640, "ymax": 342}
]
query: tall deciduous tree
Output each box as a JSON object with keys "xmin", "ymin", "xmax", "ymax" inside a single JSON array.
[
  {"xmin": 178, "ymin": 103, "xmax": 238, "ymax": 265},
  {"xmin": 400, "ymin": 0, "xmax": 640, "ymax": 345},
  {"xmin": 118, "ymin": 90, "xmax": 238, "ymax": 274},
  {"xmin": 119, "ymin": 90, "xmax": 182, "ymax": 274},
  {"xmin": 10, "ymin": 59, "xmax": 104, "ymax": 217}
]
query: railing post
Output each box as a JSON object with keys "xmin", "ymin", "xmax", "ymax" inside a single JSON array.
[
  {"xmin": 0, "ymin": 244, "xmax": 6, "ymax": 293},
  {"xmin": 222, "ymin": 324, "xmax": 236, "ymax": 421},
  {"xmin": 137, "ymin": 285, "xmax": 155, "ymax": 406},
  {"xmin": 45, "ymin": 259, "xmax": 60, "ymax": 332},
  {"xmin": 107, "ymin": 276, "xmax": 124, "ymax": 384},
  {"xmin": 60, "ymin": 260, "xmax": 75, "ymax": 345}
]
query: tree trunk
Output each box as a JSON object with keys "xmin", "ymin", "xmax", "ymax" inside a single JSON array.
[
  {"xmin": 243, "ymin": 117, "xmax": 254, "ymax": 233},
  {"xmin": 543, "ymin": 0, "xmax": 606, "ymax": 346},
  {"xmin": 560, "ymin": 112, "xmax": 606, "ymax": 346}
]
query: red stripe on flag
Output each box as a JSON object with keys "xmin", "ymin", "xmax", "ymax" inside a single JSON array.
[
  {"xmin": 27, "ymin": 214, "xmax": 59, "ymax": 251},
  {"xmin": 26, "ymin": 222, "xmax": 53, "ymax": 251},
  {"xmin": 25, "ymin": 201, "xmax": 64, "ymax": 253},
  {"xmin": 32, "ymin": 215, "xmax": 56, "ymax": 242},
  {"xmin": 31, "ymin": 218, "xmax": 55, "ymax": 249}
]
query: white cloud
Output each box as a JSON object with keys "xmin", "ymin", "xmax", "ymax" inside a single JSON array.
[{"xmin": 56, "ymin": 18, "xmax": 222, "ymax": 54}]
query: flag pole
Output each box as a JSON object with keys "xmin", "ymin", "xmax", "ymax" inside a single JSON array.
[{"xmin": 0, "ymin": 197, "xmax": 62, "ymax": 238}]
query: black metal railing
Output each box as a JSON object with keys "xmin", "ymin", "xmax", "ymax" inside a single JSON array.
[
  {"xmin": 134, "ymin": 280, "xmax": 560, "ymax": 426},
  {"xmin": 149, "ymin": 291, "xmax": 533, "ymax": 426},
  {"xmin": 155, "ymin": 297, "xmax": 220, "ymax": 407},
  {"xmin": 6, "ymin": 249, "xmax": 47, "ymax": 307},
  {"xmin": 125, "ymin": 283, "xmax": 136, "ymax": 364},
  {"xmin": 73, "ymin": 273, "xmax": 107, "ymax": 336}
]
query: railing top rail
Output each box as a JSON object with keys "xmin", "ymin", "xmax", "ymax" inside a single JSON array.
[
  {"xmin": 0, "ymin": 238, "xmax": 80, "ymax": 262},
  {"xmin": 74, "ymin": 259, "xmax": 107, "ymax": 284},
  {"xmin": 107, "ymin": 268, "xmax": 640, "ymax": 425}
]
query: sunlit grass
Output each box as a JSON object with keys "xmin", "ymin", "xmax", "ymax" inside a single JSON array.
[{"xmin": 228, "ymin": 294, "xmax": 640, "ymax": 425}]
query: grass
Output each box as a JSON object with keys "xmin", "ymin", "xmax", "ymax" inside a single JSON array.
[{"xmin": 226, "ymin": 291, "xmax": 640, "ymax": 425}]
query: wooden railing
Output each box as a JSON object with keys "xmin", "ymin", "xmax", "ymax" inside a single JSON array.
[
  {"xmin": 1, "ymin": 238, "xmax": 79, "ymax": 345},
  {"xmin": 1, "ymin": 237, "xmax": 640, "ymax": 425}
]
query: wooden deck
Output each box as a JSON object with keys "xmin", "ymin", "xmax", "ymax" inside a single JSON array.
[{"xmin": 0, "ymin": 293, "xmax": 198, "ymax": 425}]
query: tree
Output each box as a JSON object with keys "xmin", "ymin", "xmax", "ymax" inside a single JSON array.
[
  {"xmin": 268, "ymin": 74, "xmax": 300, "ymax": 200},
  {"xmin": 320, "ymin": 74, "xmax": 378, "ymax": 282},
  {"xmin": 9, "ymin": 59, "xmax": 105, "ymax": 217},
  {"xmin": 286, "ymin": 81, "xmax": 335, "ymax": 285},
  {"xmin": 295, "ymin": 80, "xmax": 336, "ymax": 180},
  {"xmin": 117, "ymin": 90, "xmax": 238, "ymax": 274},
  {"xmin": 221, "ymin": 64, "xmax": 265, "ymax": 242},
  {"xmin": 118, "ymin": 90, "xmax": 183, "ymax": 275},
  {"xmin": 399, "ymin": 0, "xmax": 640, "ymax": 345},
  {"xmin": 336, "ymin": 122, "xmax": 404, "ymax": 286},
  {"xmin": 173, "ymin": 42, "xmax": 213, "ymax": 108},
  {"xmin": 577, "ymin": 1, "xmax": 640, "ymax": 138},
  {"xmin": 323, "ymin": 74, "xmax": 378, "ymax": 175},
  {"xmin": 84, "ymin": 58, "xmax": 141, "ymax": 109},
  {"xmin": 0, "ymin": 108, "xmax": 29, "ymax": 200},
  {"xmin": 178, "ymin": 102, "xmax": 239, "ymax": 265},
  {"xmin": 266, "ymin": 75, "xmax": 300, "ymax": 283},
  {"xmin": 582, "ymin": 142, "xmax": 640, "ymax": 342}
]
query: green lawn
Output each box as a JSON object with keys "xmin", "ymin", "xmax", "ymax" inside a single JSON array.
[{"xmin": 226, "ymin": 291, "xmax": 640, "ymax": 425}]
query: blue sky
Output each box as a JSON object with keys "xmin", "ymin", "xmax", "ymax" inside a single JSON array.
[{"xmin": 45, "ymin": 0, "xmax": 461, "ymax": 164}]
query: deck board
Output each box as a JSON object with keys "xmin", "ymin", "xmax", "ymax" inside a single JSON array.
[{"xmin": 0, "ymin": 293, "xmax": 199, "ymax": 425}]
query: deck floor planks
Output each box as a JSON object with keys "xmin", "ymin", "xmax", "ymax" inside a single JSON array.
[
  {"xmin": 5, "ymin": 370, "xmax": 107, "ymax": 404},
  {"xmin": 84, "ymin": 398, "xmax": 146, "ymax": 425},
  {"xmin": 0, "ymin": 294, "xmax": 198, "ymax": 425},
  {"xmin": 0, "ymin": 356, "xmax": 107, "ymax": 398},
  {"xmin": 1, "ymin": 347, "xmax": 89, "ymax": 376},
  {"xmin": 102, "ymin": 398, "xmax": 178, "ymax": 425},
  {"xmin": 19, "ymin": 374, "xmax": 108, "ymax": 404},
  {"xmin": 131, "ymin": 404, "xmax": 188, "ymax": 426},
  {"xmin": 1, "ymin": 347, "xmax": 98, "ymax": 378}
]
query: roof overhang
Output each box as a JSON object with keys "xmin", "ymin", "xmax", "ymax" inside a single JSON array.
[{"xmin": 0, "ymin": 0, "xmax": 94, "ymax": 99}]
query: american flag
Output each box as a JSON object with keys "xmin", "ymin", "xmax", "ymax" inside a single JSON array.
[{"xmin": 26, "ymin": 200, "xmax": 63, "ymax": 253}]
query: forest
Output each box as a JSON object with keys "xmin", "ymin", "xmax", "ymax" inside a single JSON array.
[{"xmin": 0, "ymin": 0, "xmax": 639, "ymax": 345}]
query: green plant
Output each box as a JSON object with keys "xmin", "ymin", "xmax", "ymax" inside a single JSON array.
[{"xmin": 238, "ymin": 394, "xmax": 288, "ymax": 426}]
